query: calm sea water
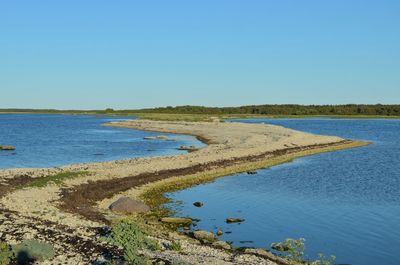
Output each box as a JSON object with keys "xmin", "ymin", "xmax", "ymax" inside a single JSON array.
[
  {"xmin": 165, "ymin": 119, "xmax": 400, "ymax": 265},
  {"xmin": 0, "ymin": 114, "xmax": 204, "ymax": 169}
]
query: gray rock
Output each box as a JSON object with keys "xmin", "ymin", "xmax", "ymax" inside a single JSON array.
[
  {"xmin": 226, "ymin": 218, "xmax": 245, "ymax": 223},
  {"xmin": 0, "ymin": 145, "xmax": 15, "ymax": 151},
  {"xmin": 193, "ymin": 230, "xmax": 216, "ymax": 242},
  {"xmin": 212, "ymin": 241, "xmax": 232, "ymax": 250},
  {"xmin": 244, "ymin": 248, "xmax": 289, "ymax": 264},
  {"xmin": 109, "ymin": 197, "xmax": 150, "ymax": 214}
]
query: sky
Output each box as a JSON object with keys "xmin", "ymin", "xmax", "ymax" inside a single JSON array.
[{"xmin": 1, "ymin": 0, "xmax": 399, "ymax": 109}]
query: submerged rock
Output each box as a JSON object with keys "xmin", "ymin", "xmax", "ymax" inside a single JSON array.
[
  {"xmin": 109, "ymin": 197, "xmax": 150, "ymax": 214},
  {"xmin": 0, "ymin": 145, "xmax": 15, "ymax": 151},
  {"xmin": 144, "ymin": 136, "xmax": 157, "ymax": 140},
  {"xmin": 193, "ymin": 230, "xmax": 216, "ymax": 242},
  {"xmin": 216, "ymin": 229, "xmax": 223, "ymax": 236},
  {"xmin": 226, "ymin": 218, "xmax": 245, "ymax": 224},
  {"xmin": 156, "ymin": 135, "xmax": 169, "ymax": 139},
  {"xmin": 271, "ymin": 242, "xmax": 290, "ymax": 252},
  {"xmin": 161, "ymin": 217, "xmax": 193, "ymax": 225},
  {"xmin": 193, "ymin": 202, "xmax": 204, "ymax": 207}
]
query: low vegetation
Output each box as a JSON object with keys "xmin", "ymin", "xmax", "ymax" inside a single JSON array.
[
  {"xmin": 26, "ymin": 171, "xmax": 89, "ymax": 188},
  {"xmin": 12, "ymin": 240, "xmax": 55, "ymax": 264},
  {"xmin": 167, "ymin": 241, "xmax": 182, "ymax": 252},
  {"xmin": 272, "ymin": 238, "xmax": 306, "ymax": 263},
  {"xmin": 0, "ymin": 241, "xmax": 13, "ymax": 265},
  {"xmin": 104, "ymin": 218, "xmax": 159, "ymax": 265},
  {"xmin": 272, "ymin": 238, "xmax": 336, "ymax": 265}
]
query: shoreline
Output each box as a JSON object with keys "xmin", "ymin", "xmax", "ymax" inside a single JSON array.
[{"xmin": 0, "ymin": 119, "xmax": 370, "ymax": 264}]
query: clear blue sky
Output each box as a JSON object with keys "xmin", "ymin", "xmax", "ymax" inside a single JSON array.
[{"xmin": 1, "ymin": 1, "xmax": 399, "ymax": 109}]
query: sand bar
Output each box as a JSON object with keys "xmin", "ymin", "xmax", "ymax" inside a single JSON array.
[{"xmin": 0, "ymin": 120, "xmax": 368, "ymax": 264}]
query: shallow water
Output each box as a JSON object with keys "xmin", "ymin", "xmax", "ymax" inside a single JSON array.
[
  {"xmin": 0, "ymin": 114, "xmax": 204, "ymax": 168},
  {"xmin": 165, "ymin": 119, "xmax": 400, "ymax": 265}
]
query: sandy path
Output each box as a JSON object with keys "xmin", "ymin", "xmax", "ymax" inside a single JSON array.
[{"xmin": 0, "ymin": 120, "xmax": 362, "ymax": 264}]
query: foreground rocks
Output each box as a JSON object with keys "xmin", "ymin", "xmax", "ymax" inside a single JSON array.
[{"xmin": 109, "ymin": 197, "xmax": 150, "ymax": 214}]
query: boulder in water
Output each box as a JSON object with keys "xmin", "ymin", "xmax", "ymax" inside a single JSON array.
[
  {"xmin": 226, "ymin": 218, "xmax": 245, "ymax": 224},
  {"xmin": 193, "ymin": 202, "xmax": 204, "ymax": 207}
]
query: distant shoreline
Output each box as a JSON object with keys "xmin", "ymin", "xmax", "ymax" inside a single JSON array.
[{"xmin": 1, "ymin": 111, "xmax": 400, "ymax": 121}]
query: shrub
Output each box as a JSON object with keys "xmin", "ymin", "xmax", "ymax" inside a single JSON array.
[
  {"xmin": 271, "ymin": 238, "xmax": 305, "ymax": 263},
  {"xmin": 168, "ymin": 241, "xmax": 182, "ymax": 252},
  {"xmin": 0, "ymin": 241, "xmax": 13, "ymax": 265},
  {"xmin": 106, "ymin": 219, "xmax": 158, "ymax": 265},
  {"xmin": 312, "ymin": 253, "xmax": 336, "ymax": 265}
]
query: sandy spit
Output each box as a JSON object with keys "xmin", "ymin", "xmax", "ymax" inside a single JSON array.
[{"xmin": 0, "ymin": 120, "xmax": 366, "ymax": 264}]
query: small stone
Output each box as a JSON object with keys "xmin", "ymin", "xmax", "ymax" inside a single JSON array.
[
  {"xmin": 0, "ymin": 145, "xmax": 15, "ymax": 151},
  {"xmin": 226, "ymin": 218, "xmax": 245, "ymax": 223},
  {"xmin": 193, "ymin": 202, "xmax": 204, "ymax": 207},
  {"xmin": 212, "ymin": 241, "xmax": 232, "ymax": 250},
  {"xmin": 109, "ymin": 197, "xmax": 150, "ymax": 214},
  {"xmin": 247, "ymin": 171, "xmax": 257, "ymax": 175},
  {"xmin": 216, "ymin": 229, "xmax": 223, "ymax": 236}
]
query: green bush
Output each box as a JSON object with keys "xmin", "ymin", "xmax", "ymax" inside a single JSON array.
[
  {"xmin": 271, "ymin": 238, "xmax": 305, "ymax": 263},
  {"xmin": 0, "ymin": 241, "xmax": 13, "ymax": 265},
  {"xmin": 12, "ymin": 240, "xmax": 55, "ymax": 263},
  {"xmin": 311, "ymin": 253, "xmax": 336, "ymax": 265},
  {"xmin": 106, "ymin": 219, "xmax": 158, "ymax": 265},
  {"xmin": 167, "ymin": 241, "xmax": 182, "ymax": 252}
]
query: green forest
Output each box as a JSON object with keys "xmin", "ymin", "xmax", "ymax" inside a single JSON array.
[
  {"xmin": 127, "ymin": 104, "xmax": 400, "ymax": 116},
  {"xmin": 1, "ymin": 104, "xmax": 400, "ymax": 117}
]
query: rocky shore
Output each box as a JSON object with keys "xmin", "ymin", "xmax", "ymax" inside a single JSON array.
[{"xmin": 0, "ymin": 120, "xmax": 368, "ymax": 264}]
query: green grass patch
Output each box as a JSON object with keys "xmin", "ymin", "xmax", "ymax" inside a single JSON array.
[{"xmin": 27, "ymin": 171, "xmax": 89, "ymax": 188}]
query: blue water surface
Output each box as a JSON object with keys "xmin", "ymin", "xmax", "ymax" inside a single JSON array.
[
  {"xmin": 0, "ymin": 114, "xmax": 204, "ymax": 168},
  {"xmin": 165, "ymin": 119, "xmax": 400, "ymax": 265}
]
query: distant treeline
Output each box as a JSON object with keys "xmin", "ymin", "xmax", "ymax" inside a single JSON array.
[
  {"xmin": 130, "ymin": 104, "xmax": 400, "ymax": 116},
  {"xmin": 1, "ymin": 104, "xmax": 400, "ymax": 116}
]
